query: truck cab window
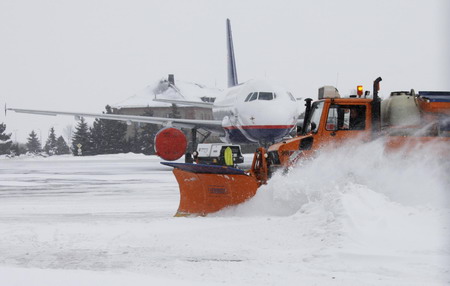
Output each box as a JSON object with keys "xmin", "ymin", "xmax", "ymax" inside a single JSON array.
[
  {"xmin": 326, "ymin": 105, "xmax": 366, "ymax": 131},
  {"xmin": 308, "ymin": 101, "xmax": 324, "ymax": 133},
  {"xmin": 349, "ymin": 106, "xmax": 366, "ymax": 130},
  {"xmin": 326, "ymin": 106, "xmax": 338, "ymax": 130}
]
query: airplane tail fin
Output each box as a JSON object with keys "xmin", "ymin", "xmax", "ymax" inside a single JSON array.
[{"xmin": 226, "ymin": 19, "xmax": 238, "ymax": 87}]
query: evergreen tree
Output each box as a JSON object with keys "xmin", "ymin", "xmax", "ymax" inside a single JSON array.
[
  {"xmin": 56, "ymin": 136, "xmax": 70, "ymax": 155},
  {"xmin": 0, "ymin": 123, "xmax": 12, "ymax": 155},
  {"xmin": 89, "ymin": 105, "xmax": 127, "ymax": 154},
  {"xmin": 126, "ymin": 123, "xmax": 141, "ymax": 154},
  {"xmin": 104, "ymin": 105, "xmax": 127, "ymax": 153},
  {"xmin": 137, "ymin": 108, "xmax": 158, "ymax": 155},
  {"xmin": 10, "ymin": 143, "xmax": 20, "ymax": 156},
  {"xmin": 26, "ymin": 130, "xmax": 41, "ymax": 153},
  {"xmin": 10, "ymin": 143, "xmax": 26, "ymax": 156},
  {"xmin": 89, "ymin": 118, "xmax": 104, "ymax": 155},
  {"xmin": 44, "ymin": 127, "xmax": 58, "ymax": 155},
  {"xmin": 72, "ymin": 117, "xmax": 91, "ymax": 156}
]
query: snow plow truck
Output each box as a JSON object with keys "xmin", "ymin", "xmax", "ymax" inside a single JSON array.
[{"xmin": 163, "ymin": 77, "xmax": 450, "ymax": 216}]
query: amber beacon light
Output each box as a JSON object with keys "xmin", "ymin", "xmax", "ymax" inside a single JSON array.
[{"xmin": 357, "ymin": 85, "xmax": 364, "ymax": 97}]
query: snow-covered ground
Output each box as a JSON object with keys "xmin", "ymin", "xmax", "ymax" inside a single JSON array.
[{"xmin": 0, "ymin": 140, "xmax": 449, "ymax": 285}]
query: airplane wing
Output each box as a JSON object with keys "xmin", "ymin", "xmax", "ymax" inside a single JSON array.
[
  {"xmin": 6, "ymin": 107, "xmax": 224, "ymax": 133},
  {"xmin": 152, "ymin": 98, "xmax": 214, "ymax": 108}
]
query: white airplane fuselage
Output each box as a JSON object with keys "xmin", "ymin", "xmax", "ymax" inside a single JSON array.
[{"xmin": 212, "ymin": 79, "xmax": 299, "ymax": 144}]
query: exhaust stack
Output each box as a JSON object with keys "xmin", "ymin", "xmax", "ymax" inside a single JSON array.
[{"xmin": 372, "ymin": 77, "xmax": 382, "ymax": 136}]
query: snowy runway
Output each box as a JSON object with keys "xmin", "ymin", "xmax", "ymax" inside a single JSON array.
[{"xmin": 0, "ymin": 145, "xmax": 449, "ymax": 285}]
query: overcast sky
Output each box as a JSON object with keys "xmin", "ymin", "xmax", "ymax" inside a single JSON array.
[{"xmin": 1, "ymin": 0, "xmax": 449, "ymax": 143}]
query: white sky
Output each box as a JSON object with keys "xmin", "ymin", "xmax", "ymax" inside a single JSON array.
[{"xmin": 1, "ymin": 0, "xmax": 449, "ymax": 143}]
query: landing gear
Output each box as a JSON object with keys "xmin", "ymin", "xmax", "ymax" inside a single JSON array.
[
  {"xmin": 185, "ymin": 152, "xmax": 194, "ymax": 163},
  {"xmin": 190, "ymin": 128, "xmax": 197, "ymax": 154}
]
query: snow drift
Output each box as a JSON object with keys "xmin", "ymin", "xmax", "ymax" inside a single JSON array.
[
  {"xmin": 223, "ymin": 138, "xmax": 449, "ymax": 216},
  {"xmin": 217, "ymin": 139, "xmax": 450, "ymax": 284},
  {"xmin": 0, "ymin": 140, "xmax": 449, "ymax": 285}
]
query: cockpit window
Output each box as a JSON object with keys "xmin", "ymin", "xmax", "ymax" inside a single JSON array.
[
  {"xmin": 249, "ymin": 92, "xmax": 258, "ymax": 101},
  {"xmin": 244, "ymin": 93, "xmax": 253, "ymax": 102},
  {"xmin": 246, "ymin": 92, "xmax": 278, "ymax": 102},
  {"xmin": 258, "ymin": 92, "xmax": 274, "ymax": 100},
  {"xmin": 288, "ymin": 92, "xmax": 296, "ymax": 102}
]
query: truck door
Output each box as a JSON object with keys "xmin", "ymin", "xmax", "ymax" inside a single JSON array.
[{"xmin": 322, "ymin": 104, "xmax": 371, "ymax": 143}]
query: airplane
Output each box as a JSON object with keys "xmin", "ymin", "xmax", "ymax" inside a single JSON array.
[{"xmin": 6, "ymin": 19, "xmax": 301, "ymax": 161}]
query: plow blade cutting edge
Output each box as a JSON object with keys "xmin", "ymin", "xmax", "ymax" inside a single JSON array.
[{"xmin": 162, "ymin": 163, "xmax": 259, "ymax": 216}]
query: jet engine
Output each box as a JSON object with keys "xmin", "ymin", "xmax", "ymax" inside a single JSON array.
[{"xmin": 154, "ymin": 127, "xmax": 188, "ymax": 161}]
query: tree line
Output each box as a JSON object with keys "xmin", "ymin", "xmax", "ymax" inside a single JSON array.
[
  {"xmin": 1, "ymin": 123, "xmax": 71, "ymax": 156},
  {"xmin": 0, "ymin": 106, "xmax": 159, "ymax": 157},
  {"xmin": 70, "ymin": 105, "xmax": 158, "ymax": 156}
]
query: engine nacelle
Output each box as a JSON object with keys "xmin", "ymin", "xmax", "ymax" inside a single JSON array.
[{"xmin": 154, "ymin": 127, "xmax": 187, "ymax": 161}]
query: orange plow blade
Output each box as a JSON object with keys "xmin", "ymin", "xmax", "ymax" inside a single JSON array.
[{"xmin": 162, "ymin": 163, "xmax": 259, "ymax": 216}]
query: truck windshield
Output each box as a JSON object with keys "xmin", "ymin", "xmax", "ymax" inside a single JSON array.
[{"xmin": 308, "ymin": 101, "xmax": 324, "ymax": 133}]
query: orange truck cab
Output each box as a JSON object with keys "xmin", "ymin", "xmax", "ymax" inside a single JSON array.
[
  {"xmin": 263, "ymin": 78, "xmax": 449, "ymax": 174},
  {"xmin": 267, "ymin": 97, "xmax": 374, "ymax": 167}
]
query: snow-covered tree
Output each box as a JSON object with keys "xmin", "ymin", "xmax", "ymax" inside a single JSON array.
[
  {"xmin": 72, "ymin": 117, "xmax": 91, "ymax": 156},
  {"xmin": 56, "ymin": 136, "xmax": 70, "ymax": 155},
  {"xmin": 0, "ymin": 123, "xmax": 12, "ymax": 155},
  {"xmin": 10, "ymin": 142, "xmax": 26, "ymax": 156},
  {"xmin": 26, "ymin": 130, "xmax": 41, "ymax": 153},
  {"xmin": 44, "ymin": 127, "xmax": 58, "ymax": 155}
]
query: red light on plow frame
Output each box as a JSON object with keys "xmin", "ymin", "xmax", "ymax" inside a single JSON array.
[{"xmin": 357, "ymin": 85, "xmax": 363, "ymax": 97}]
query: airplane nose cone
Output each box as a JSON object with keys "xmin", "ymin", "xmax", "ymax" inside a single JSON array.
[{"xmin": 238, "ymin": 101, "xmax": 297, "ymax": 142}]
